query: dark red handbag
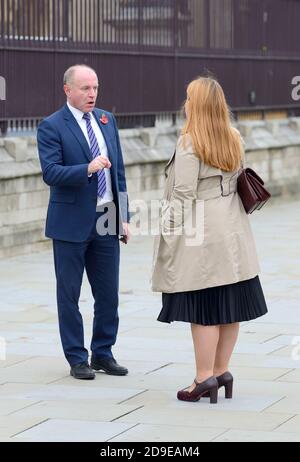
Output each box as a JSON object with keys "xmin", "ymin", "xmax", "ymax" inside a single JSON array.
[{"xmin": 237, "ymin": 167, "xmax": 271, "ymax": 214}]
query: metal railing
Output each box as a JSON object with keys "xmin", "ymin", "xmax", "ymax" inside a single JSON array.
[
  {"xmin": 1, "ymin": 0, "xmax": 299, "ymax": 53},
  {"xmin": 1, "ymin": 0, "xmax": 299, "ymax": 132}
]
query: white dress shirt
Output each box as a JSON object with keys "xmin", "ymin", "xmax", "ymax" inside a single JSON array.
[{"xmin": 67, "ymin": 102, "xmax": 114, "ymax": 206}]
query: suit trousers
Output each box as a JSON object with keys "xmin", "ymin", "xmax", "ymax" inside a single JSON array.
[{"xmin": 52, "ymin": 208, "xmax": 120, "ymax": 366}]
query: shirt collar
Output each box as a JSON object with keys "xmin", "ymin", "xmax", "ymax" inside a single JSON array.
[{"xmin": 67, "ymin": 101, "xmax": 92, "ymax": 122}]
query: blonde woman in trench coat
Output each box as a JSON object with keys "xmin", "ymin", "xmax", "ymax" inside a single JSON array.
[{"xmin": 151, "ymin": 77, "xmax": 268, "ymax": 403}]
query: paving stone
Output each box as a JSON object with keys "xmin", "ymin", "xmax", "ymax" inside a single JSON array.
[
  {"xmin": 117, "ymin": 388, "xmax": 284, "ymax": 412},
  {"xmin": 261, "ymin": 396, "xmax": 300, "ymax": 414},
  {"xmin": 0, "ymin": 382, "xmax": 144, "ymax": 403},
  {"xmin": 14, "ymin": 419, "xmax": 136, "ymax": 442},
  {"xmin": 110, "ymin": 423, "xmax": 227, "ymax": 442},
  {"xmin": 0, "ymin": 416, "xmax": 47, "ymax": 438},
  {"xmin": 0, "ymin": 356, "xmax": 68, "ymax": 384},
  {"xmin": 9, "ymin": 400, "xmax": 141, "ymax": 422},
  {"xmin": 117, "ymin": 406, "xmax": 293, "ymax": 431},
  {"xmin": 0, "ymin": 399, "xmax": 40, "ymax": 416},
  {"xmin": 213, "ymin": 429, "xmax": 300, "ymax": 442},
  {"xmin": 272, "ymin": 415, "xmax": 300, "ymax": 434},
  {"xmin": 276, "ymin": 369, "xmax": 300, "ymax": 383},
  {"xmin": 0, "ymin": 195, "xmax": 299, "ymax": 441}
]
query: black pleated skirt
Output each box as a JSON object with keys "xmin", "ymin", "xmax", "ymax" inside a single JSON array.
[{"xmin": 157, "ymin": 275, "xmax": 268, "ymax": 325}]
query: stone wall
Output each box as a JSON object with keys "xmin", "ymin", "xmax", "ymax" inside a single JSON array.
[
  {"xmin": 121, "ymin": 118, "xmax": 300, "ymax": 200},
  {"xmin": 1, "ymin": 118, "xmax": 300, "ymax": 258}
]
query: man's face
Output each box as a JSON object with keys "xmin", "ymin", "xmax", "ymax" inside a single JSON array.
[{"xmin": 64, "ymin": 69, "xmax": 99, "ymax": 113}]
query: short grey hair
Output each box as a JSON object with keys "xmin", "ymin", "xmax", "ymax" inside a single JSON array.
[{"xmin": 63, "ymin": 64, "xmax": 97, "ymax": 85}]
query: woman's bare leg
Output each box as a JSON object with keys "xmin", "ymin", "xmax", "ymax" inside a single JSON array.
[
  {"xmin": 213, "ymin": 322, "xmax": 240, "ymax": 376},
  {"xmin": 187, "ymin": 323, "xmax": 220, "ymax": 392}
]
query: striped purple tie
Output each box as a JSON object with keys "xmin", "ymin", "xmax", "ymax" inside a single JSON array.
[{"xmin": 83, "ymin": 112, "xmax": 106, "ymax": 198}]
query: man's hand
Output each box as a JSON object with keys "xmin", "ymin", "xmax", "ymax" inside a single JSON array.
[
  {"xmin": 120, "ymin": 222, "xmax": 130, "ymax": 244},
  {"xmin": 88, "ymin": 156, "xmax": 111, "ymax": 175}
]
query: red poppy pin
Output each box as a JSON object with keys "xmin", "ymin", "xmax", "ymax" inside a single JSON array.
[{"xmin": 100, "ymin": 113, "xmax": 108, "ymax": 125}]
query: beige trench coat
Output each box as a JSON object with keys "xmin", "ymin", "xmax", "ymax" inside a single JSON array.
[{"xmin": 151, "ymin": 132, "xmax": 260, "ymax": 293}]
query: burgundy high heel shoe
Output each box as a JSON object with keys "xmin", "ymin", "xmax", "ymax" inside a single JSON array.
[
  {"xmin": 202, "ymin": 372, "xmax": 233, "ymax": 399},
  {"xmin": 177, "ymin": 376, "xmax": 218, "ymax": 404}
]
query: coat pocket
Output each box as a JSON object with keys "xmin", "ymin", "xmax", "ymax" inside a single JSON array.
[
  {"xmin": 50, "ymin": 193, "xmax": 75, "ymax": 203},
  {"xmin": 161, "ymin": 199, "xmax": 184, "ymax": 235}
]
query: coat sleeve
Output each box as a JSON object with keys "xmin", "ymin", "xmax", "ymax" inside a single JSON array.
[
  {"xmin": 37, "ymin": 119, "xmax": 90, "ymax": 187},
  {"xmin": 162, "ymin": 135, "xmax": 200, "ymax": 233}
]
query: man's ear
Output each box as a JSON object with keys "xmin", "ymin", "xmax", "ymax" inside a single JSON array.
[{"xmin": 63, "ymin": 84, "xmax": 71, "ymax": 97}]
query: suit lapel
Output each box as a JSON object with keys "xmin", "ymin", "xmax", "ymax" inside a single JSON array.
[
  {"xmin": 63, "ymin": 104, "xmax": 92, "ymax": 162},
  {"xmin": 63, "ymin": 105, "xmax": 116, "ymax": 170}
]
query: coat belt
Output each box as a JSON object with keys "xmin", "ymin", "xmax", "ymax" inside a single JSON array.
[{"xmin": 197, "ymin": 178, "xmax": 237, "ymax": 201}]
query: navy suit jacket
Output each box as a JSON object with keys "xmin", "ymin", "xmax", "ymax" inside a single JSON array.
[{"xmin": 37, "ymin": 104, "xmax": 129, "ymax": 242}]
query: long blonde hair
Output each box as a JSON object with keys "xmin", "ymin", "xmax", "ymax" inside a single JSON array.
[{"xmin": 182, "ymin": 77, "xmax": 243, "ymax": 172}]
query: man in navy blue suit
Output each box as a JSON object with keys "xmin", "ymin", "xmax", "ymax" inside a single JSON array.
[{"xmin": 37, "ymin": 64, "xmax": 130, "ymax": 379}]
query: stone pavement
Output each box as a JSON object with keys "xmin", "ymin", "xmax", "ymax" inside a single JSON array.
[{"xmin": 0, "ymin": 195, "xmax": 300, "ymax": 442}]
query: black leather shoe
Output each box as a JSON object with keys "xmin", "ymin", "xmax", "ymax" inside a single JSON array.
[
  {"xmin": 70, "ymin": 362, "xmax": 96, "ymax": 380},
  {"xmin": 90, "ymin": 357, "xmax": 128, "ymax": 376}
]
